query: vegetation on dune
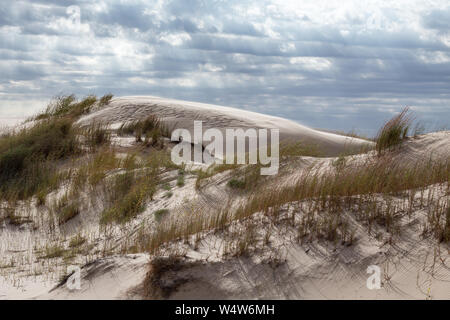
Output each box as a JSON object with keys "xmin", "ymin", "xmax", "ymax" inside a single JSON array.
[
  {"xmin": 236, "ymin": 156, "xmax": 449, "ymax": 216},
  {"xmin": 69, "ymin": 234, "xmax": 86, "ymax": 248},
  {"xmin": 279, "ymin": 141, "xmax": 323, "ymax": 158},
  {"xmin": 1, "ymin": 94, "xmax": 448, "ymax": 274},
  {"xmin": 176, "ymin": 172, "xmax": 185, "ymax": 187},
  {"xmin": 226, "ymin": 164, "xmax": 263, "ymax": 191},
  {"xmin": 376, "ymin": 107, "xmax": 413, "ymax": 155},
  {"xmin": 98, "ymin": 93, "xmax": 114, "ymax": 108},
  {"xmin": 0, "ymin": 117, "xmax": 79, "ymax": 200},
  {"xmin": 195, "ymin": 141, "xmax": 323, "ymax": 191},
  {"xmin": 227, "ymin": 178, "xmax": 246, "ymax": 189},
  {"xmin": 194, "ymin": 162, "xmax": 240, "ymax": 189},
  {"xmin": 99, "ymin": 148, "xmax": 176, "ymax": 225},
  {"xmin": 129, "ymin": 108, "xmax": 449, "ymax": 255},
  {"xmin": 118, "ymin": 114, "xmax": 169, "ymax": 147},
  {"xmin": 36, "ymin": 95, "xmax": 96, "ymax": 120},
  {"xmin": 58, "ymin": 202, "xmax": 80, "ymax": 225},
  {"xmin": 100, "ymin": 170, "xmax": 159, "ymax": 224},
  {"xmin": 136, "ymin": 154, "xmax": 449, "ymax": 255},
  {"xmin": 154, "ymin": 209, "xmax": 169, "ymax": 222},
  {"xmin": 0, "ymin": 93, "xmax": 115, "ymax": 202},
  {"xmin": 83, "ymin": 122, "xmax": 111, "ymax": 151}
]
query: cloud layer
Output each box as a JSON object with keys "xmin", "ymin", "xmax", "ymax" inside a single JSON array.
[{"xmin": 1, "ymin": 0, "xmax": 449, "ymax": 135}]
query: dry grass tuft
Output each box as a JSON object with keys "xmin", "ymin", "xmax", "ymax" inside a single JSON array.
[
  {"xmin": 100, "ymin": 167, "xmax": 160, "ymax": 224},
  {"xmin": 98, "ymin": 93, "xmax": 114, "ymax": 107},
  {"xmin": 83, "ymin": 122, "xmax": 111, "ymax": 151},
  {"xmin": 376, "ymin": 107, "xmax": 413, "ymax": 155}
]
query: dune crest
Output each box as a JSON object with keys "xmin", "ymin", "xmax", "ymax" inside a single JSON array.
[{"xmin": 78, "ymin": 96, "xmax": 373, "ymax": 156}]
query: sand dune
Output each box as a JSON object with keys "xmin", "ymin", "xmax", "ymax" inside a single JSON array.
[
  {"xmin": 0, "ymin": 97, "xmax": 448, "ymax": 300},
  {"xmin": 78, "ymin": 96, "xmax": 373, "ymax": 156}
]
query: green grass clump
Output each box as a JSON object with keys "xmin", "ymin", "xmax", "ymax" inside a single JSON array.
[
  {"xmin": 0, "ymin": 94, "xmax": 114, "ymax": 201},
  {"xmin": 43, "ymin": 245, "xmax": 66, "ymax": 259},
  {"xmin": 0, "ymin": 117, "xmax": 79, "ymax": 200},
  {"xmin": 165, "ymin": 191, "xmax": 173, "ymax": 198},
  {"xmin": 177, "ymin": 175, "xmax": 185, "ymax": 187},
  {"xmin": 227, "ymin": 164, "xmax": 263, "ymax": 191},
  {"xmin": 36, "ymin": 95, "xmax": 97, "ymax": 120},
  {"xmin": 280, "ymin": 141, "xmax": 322, "ymax": 158},
  {"xmin": 376, "ymin": 107, "xmax": 412, "ymax": 155},
  {"xmin": 117, "ymin": 115, "xmax": 168, "ymax": 145},
  {"xmin": 227, "ymin": 178, "xmax": 246, "ymax": 189},
  {"xmin": 58, "ymin": 202, "xmax": 80, "ymax": 225},
  {"xmin": 100, "ymin": 170, "xmax": 159, "ymax": 224},
  {"xmin": 98, "ymin": 93, "xmax": 114, "ymax": 107},
  {"xmin": 83, "ymin": 122, "xmax": 111, "ymax": 151},
  {"xmin": 86, "ymin": 150, "xmax": 121, "ymax": 186},
  {"xmin": 69, "ymin": 235, "xmax": 86, "ymax": 248},
  {"xmin": 100, "ymin": 150, "xmax": 173, "ymax": 224},
  {"xmin": 154, "ymin": 209, "xmax": 169, "ymax": 221}
]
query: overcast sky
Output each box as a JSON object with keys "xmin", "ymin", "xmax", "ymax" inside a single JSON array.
[{"xmin": 1, "ymin": 0, "xmax": 449, "ymax": 135}]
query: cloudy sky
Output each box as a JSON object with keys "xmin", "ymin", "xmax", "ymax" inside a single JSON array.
[{"xmin": 1, "ymin": 0, "xmax": 449, "ymax": 135}]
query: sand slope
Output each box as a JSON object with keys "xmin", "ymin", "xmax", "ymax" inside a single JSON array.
[
  {"xmin": 78, "ymin": 96, "xmax": 373, "ymax": 156},
  {"xmin": 43, "ymin": 184, "xmax": 450, "ymax": 300}
]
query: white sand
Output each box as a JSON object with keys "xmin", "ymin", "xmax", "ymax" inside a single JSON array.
[{"xmin": 78, "ymin": 96, "xmax": 373, "ymax": 156}]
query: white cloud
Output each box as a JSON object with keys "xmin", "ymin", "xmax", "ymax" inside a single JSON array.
[
  {"xmin": 0, "ymin": 0, "xmax": 449, "ymax": 135},
  {"xmin": 289, "ymin": 57, "xmax": 332, "ymax": 71},
  {"xmin": 159, "ymin": 32, "xmax": 191, "ymax": 46}
]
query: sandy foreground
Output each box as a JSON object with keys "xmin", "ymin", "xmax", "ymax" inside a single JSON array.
[{"xmin": 0, "ymin": 96, "xmax": 449, "ymax": 300}]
